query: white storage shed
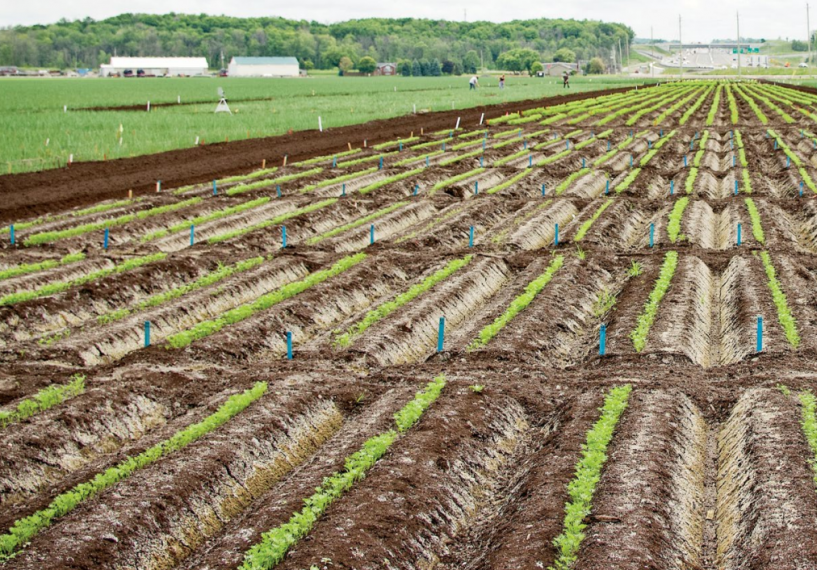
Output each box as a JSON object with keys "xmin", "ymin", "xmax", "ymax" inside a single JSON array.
[
  {"xmin": 100, "ymin": 57, "xmax": 209, "ymax": 77},
  {"xmin": 227, "ymin": 57, "xmax": 299, "ymax": 77}
]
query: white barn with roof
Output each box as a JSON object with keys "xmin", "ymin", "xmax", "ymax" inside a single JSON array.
[
  {"xmin": 100, "ymin": 57, "xmax": 208, "ymax": 77},
  {"xmin": 227, "ymin": 57, "xmax": 299, "ymax": 77}
]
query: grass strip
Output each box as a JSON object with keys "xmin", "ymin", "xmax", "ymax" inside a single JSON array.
[
  {"xmin": 574, "ymin": 199, "xmax": 614, "ymax": 241},
  {"xmin": 744, "ymin": 198, "xmax": 765, "ymax": 243},
  {"xmin": 97, "ymin": 256, "xmax": 265, "ymax": 325},
  {"xmin": 24, "ymin": 198, "xmax": 202, "ymax": 246},
  {"xmin": 225, "ymin": 168, "xmax": 322, "ymax": 196},
  {"xmin": 333, "ymin": 256, "xmax": 472, "ymax": 348},
  {"xmin": 299, "ymin": 167, "xmax": 378, "ymax": 194},
  {"xmin": 0, "ymin": 381, "xmax": 267, "ymax": 561},
  {"xmin": 358, "ymin": 168, "xmax": 425, "ymax": 195},
  {"xmin": 209, "ymin": 199, "xmax": 337, "ymax": 244},
  {"xmin": 549, "ymin": 384, "xmax": 633, "ymax": 570},
  {"xmin": 667, "ymin": 197, "xmax": 689, "ymax": 243},
  {"xmin": 468, "ymin": 255, "xmax": 564, "ymax": 350},
  {"xmin": 306, "ymin": 203, "xmax": 406, "ymax": 245},
  {"xmin": 0, "ymin": 374, "xmax": 85, "ymax": 429},
  {"xmin": 166, "ymin": 254, "xmax": 365, "ymax": 349},
  {"xmin": 0, "ymin": 253, "xmax": 166, "ymax": 306},
  {"xmin": 0, "ymin": 253, "xmax": 85, "ymax": 281},
  {"xmin": 239, "ymin": 375, "xmax": 445, "ymax": 570},
  {"xmin": 631, "ymin": 250, "xmax": 678, "ymax": 352},
  {"xmin": 798, "ymin": 390, "xmax": 817, "ymax": 488},
  {"xmin": 142, "ymin": 197, "xmax": 270, "ymax": 242},
  {"xmin": 486, "ymin": 169, "xmax": 535, "ymax": 195},
  {"xmin": 430, "ymin": 168, "xmax": 485, "ymax": 195},
  {"xmin": 760, "ymin": 251, "xmax": 800, "ymax": 348}
]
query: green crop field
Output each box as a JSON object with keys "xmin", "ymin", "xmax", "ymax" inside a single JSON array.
[{"xmin": 1, "ymin": 75, "xmax": 650, "ymax": 173}]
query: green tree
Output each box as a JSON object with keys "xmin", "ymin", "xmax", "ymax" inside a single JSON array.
[
  {"xmin": 358, "ymin": 55, "xmax": 377, "ymax": 73},
  {"xmin": 302, "ymin": 59, "xmax": 314, "ymax": 70},
  {"xmin": 529, "ymin": 61, "xmax": 544, "ymax": 75},
  {"xmin": 587, "ymin": 57, "xmax": 605, "ymax": 74},
  {"xmin": 792, "ymin": 39, "xmax": 808, "ymax": 52},
  {"xmin": 553, "ymin": 47, "xmax": 576, "ymax": 63},
  {"xmin": 463, "ymin": 50, "xmax": 480, "ymax": 73},
  {"xmin": 338, "ymin": 56, "xmax": 353, "ymax": 73},
  {"xmin": 411, "ymin": 59, "xmax": 422, "ymax": 76},
  {"xmin": 428, "ymin": 58, "xmax": 442, "ymax": 76},
  {"xmin": 397, "ymin": 59, "xmax": 411, "ymax": 75}
]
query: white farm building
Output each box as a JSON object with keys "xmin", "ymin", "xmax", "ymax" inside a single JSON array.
[
  {"xmin": 227, "ymin": 57, "xmax": 299, "ymax": 77},
  {"xmin": 100, "ymin": 57, "xmax": 209, "ymax": 77}
]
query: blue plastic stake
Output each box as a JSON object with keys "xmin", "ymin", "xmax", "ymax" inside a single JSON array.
[
  {"xmin": 648, "ymin": 140, "xmax": 652, "ymax": 149},
  {"xmin": 482, "ymin": 140, "xmax": 486, "ymax": 150},
  {"xmin": 529, "ymin": 155, "xmax": 533, "ymax": 168},
  {"xmin": 399, "ymin": 142, "xmax": 403, "ymax": 151},
  {"xmin": 801, "ymin": 181, "xmax": 805, "ymax": 197},
  {"xmin": 542, "ymin": 184, "xmax": 546, "ymax": 197},
  {"xmin": 524, "ymin": 140, "xmax": 528, "ymax": 150},
  {"xmin": 737, "ymin": 223, "xmax": 742, "ymax": 245},
  {"xmin": 774, "ymin": 140, "xmax": 778, "ymax": 150},
  {"xmin": 734, "ymin": 180, "xmax": 738, "ymax": 195},
  {"xmin": 630, "ymin": 155, "xmax": 633, "ymax": 167},
  {"xmin": 756, "ymin": 316, "xmax": 763, "ymax": 352},
  {"xmin": 660, "ymin": 129, "xmax": 663, "ymax": 137},
  {"xmin": 733, "ymin": 156, "xmax": 736, "ymax": 167},
  {"xmin": 566, "ymin": 140, "xmax": 570, "ymax": 150},
  {"xmin": 104, "ymin": 228, "xmax": 109, "ymax": 250},
  {"xmin": 286, "ymin": 331, "xmax": 293, "ymax": 360},
  {"xmin": 607, "ymin": 141, "xmax": 611, "ymax": 151},
  {"xmin": 469, "ymin": 226, "xmax": 474, "ymax": 248},
  {"xmin": 730, "ymin": 140, "xmax": 733, "ymax": 149},
  {"xmin": 684, "ymin": 156, "xmax": 688, "ymax": 167},
  {"xmin": 554, "ymin": 223, "xmax": 559, "ymax": 246},
  {"xmin": 342, "ymin": 183, "xmax": 346, "ymax": 197},
  {"xmin": 426, "ymin": 156, "xmax": 430, "ymax": 166},
  {"xmin": 442, "ymin": 142, "xmax": 446, "ymax": 152},
  {"xmin": 414, "ymin": 184, "xmax": 419, "ymax": 196},
  {"xmin": 605, "ymin": 180, "xmax": 609, "ymax": 195},
  {"xmin": 649, "ymin": 223, "xmax": 654, "ymax": 248},
  {"xmin": 9, "ymin": 225, "xmax": 13, "ymax": 245},
  {"xmin": 480, "ymin": 156, "xmax": 484, "ymax": 167},
  {"xmin": 787, "ymin": 156, "xmax": 791, "ymax": 168},
  {"xmin": 379, "ymin": 157, "xmax": 384, "ymax": 170},
  {"xmin": 370, "ymin": 224, "xmax": 375, "ymax": 245},
  {"xmin": 332, "ymin": 156, "xmax": 337, "ymax": 167},
  {"xmin": 277, "ymin": 185, "xmax": 282, "ymax": 198},
  {"xmin": 475, "ymin": 181, "xmax": 479, "ymax": 194},
  {"xmin": 144, "ymin": 321, "xmax": 151, "ymax": 347},
  {"xmin": 599, "ymin": 324, "xmax": 606, "ymax": 356},
  {"xmin": 190, "ymin": 224, "xmax": 195, "ymax": 246},
  {"xmin": 437, "ymin": 317, "xmax": 445, "ymax": 353},
  {"xmin": 212, "ymin": 180, "xmax": 217, "ymax": 195},
  {"xmin": 670, "ymin": 180, "xmax": 675, "ymax": 195},
  {"xmin": 281, "ymin": 226, "xmax": 287, "ymax": 248},
  {"xmin": 582, "ymin": 157, "xmax": 585, "ymax": 168}
]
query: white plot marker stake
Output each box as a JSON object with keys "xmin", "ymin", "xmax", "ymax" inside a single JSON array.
[{"xmin": 318, "ymin": 116, "xmax": 323, "ymax": 132}]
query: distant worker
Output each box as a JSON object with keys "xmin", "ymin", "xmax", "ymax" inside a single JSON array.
[
  {"xmin": 469, "ymin": 75, "xmax": 479, "ymax": 90},
  {"xmin": 562, "ymin": 71, "xmax": 570, "ymax": 89},
  {"xmin": 499, "ymin": 74, "xmax": 505, "ymax": 89}
]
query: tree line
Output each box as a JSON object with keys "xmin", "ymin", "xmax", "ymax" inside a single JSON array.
[{"xmin": 0, "ymin": 14, "xmax": 633, "ymax": 72}]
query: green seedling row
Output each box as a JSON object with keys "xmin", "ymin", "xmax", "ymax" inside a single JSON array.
[
  {"xmin": 631, "ymin": 250, "xmax": 679, "ymax": 352},
  {"xmin": 142, "ymin": 197, "xmax": 270, "ymax": 241},
  {"xmin": 306, "ymin": 202, "xmax": 407, "ymax": 244},
  {"xmin": 760, "ymin": 251, "xmax": 800, "ymax": 348},
  {"xmin": 574, "ymin": 199, "xmax": 614, "ymax": 241},
  {"xmin": 744, "ymin": 198, "xmax": 764, "ymax": 243},
  {"xmin": 358, "ymin": 167, "xmax": 425, "ymax": 195},
  {"xmin": 0, "ymin": 374, "xmax": 85, "ymax": 429},
  {"xmin": 225, "ymin": 168, "xmax": 323, "ymax": 196},
  {"xmin": 667, "ymin": 197, "xmax": 689, "ymax": 243},
  {"xmin": 0, "ymin": 252, "xmax": 85, "ymax": 281},
  {"xmin": 299, "ymin": 167, "xmax": 378, "ymax": 193},
  {"xmin": 209, "ymin": 199, "xmax": 337, "ymax": 244}
]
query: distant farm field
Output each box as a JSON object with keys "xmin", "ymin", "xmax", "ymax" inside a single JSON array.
[{"xmin": 1, "ymin": 75, "xmax": 649, "ymax": 173}]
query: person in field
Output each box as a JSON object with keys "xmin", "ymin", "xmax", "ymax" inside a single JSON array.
[
  {"xmin": 499, "ymin": 74, "xmax": 505, "ymax": 89},
  {"xmin": 563, "ymin": 71, "xmax": 570, "ymax": 88},
  {"xmin": 469, "ymin": 75, "xmax": 479, "ymax": 90}
]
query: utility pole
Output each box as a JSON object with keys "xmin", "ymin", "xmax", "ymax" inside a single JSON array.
[
  {"xmin": 618, "ymin": 38, "xmax": 623, "ymax": 74},
  {"xmin": 806, "ymin": 3, "xmax": 811, "ymax": 65},
  {"xmin": 679, "ymin": 15, "xmax": 683, "ymax": 80},
  {"xmin": 626, "ymin": 38, "xmax": 630, "ymax": 72},
  {"xmin": 737, "ymin": 11, "xmax": 741, "ymax": 78},
  {"xmin": 651, "ymin": 26, "xmax": 655, "ymax": 78}
]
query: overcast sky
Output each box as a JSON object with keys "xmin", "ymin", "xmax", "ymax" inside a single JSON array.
[{"xmin": 2, "ymin": 0, "xmax": 813, "ymax": 44}]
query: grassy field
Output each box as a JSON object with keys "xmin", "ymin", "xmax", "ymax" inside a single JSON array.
[{"xmin": 1, "ymin": 75, "xmax": 649, "ymax": 173}]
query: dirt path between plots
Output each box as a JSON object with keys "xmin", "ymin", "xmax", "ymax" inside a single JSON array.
[{"xmin": 0, "ymin": 87, "xmax": 644, "ymax": 225}]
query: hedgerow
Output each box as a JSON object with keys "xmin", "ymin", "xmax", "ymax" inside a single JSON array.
[
  {"xmin": 208, "ymin": 199, "xmax": 337, "ymax": 244},
  {"xmin": 0, "ymin": 252, "xmax": 85, "ymax": 281},
  {"xmin": 549, "ymin": 384, "xmax": 633, "ymax": 570},
  {"xmin": 0, "ymin": 374, "xmax": 85, "ymax": 429},
  {"xmin": 760, "ymin": 251, "xmax": 800, "ymax": 348},
  {"xmin": 333, "ymin": 256, "xmax": 472, "ymax": 348},
  {"xmin": 24, "ymin": 198, "xmax": 202, "ymax": 245},
  {"xmin": 239, "ymin": 375, "xmax": 446, "ymax": 570},
  {"xmin": 0, "ymin": 382, "xmax": 268, "ymax": 561},
  {"xmin": 469, "ymin": 255, "xmax": 564, "ymax": 350},
  {"xmin": 0, "ymin": 253, "xmax": 166, "ymax": 306},
  {"xmin": 631, "ymin": 250, "xmax": 678, "ymax": 351}
]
